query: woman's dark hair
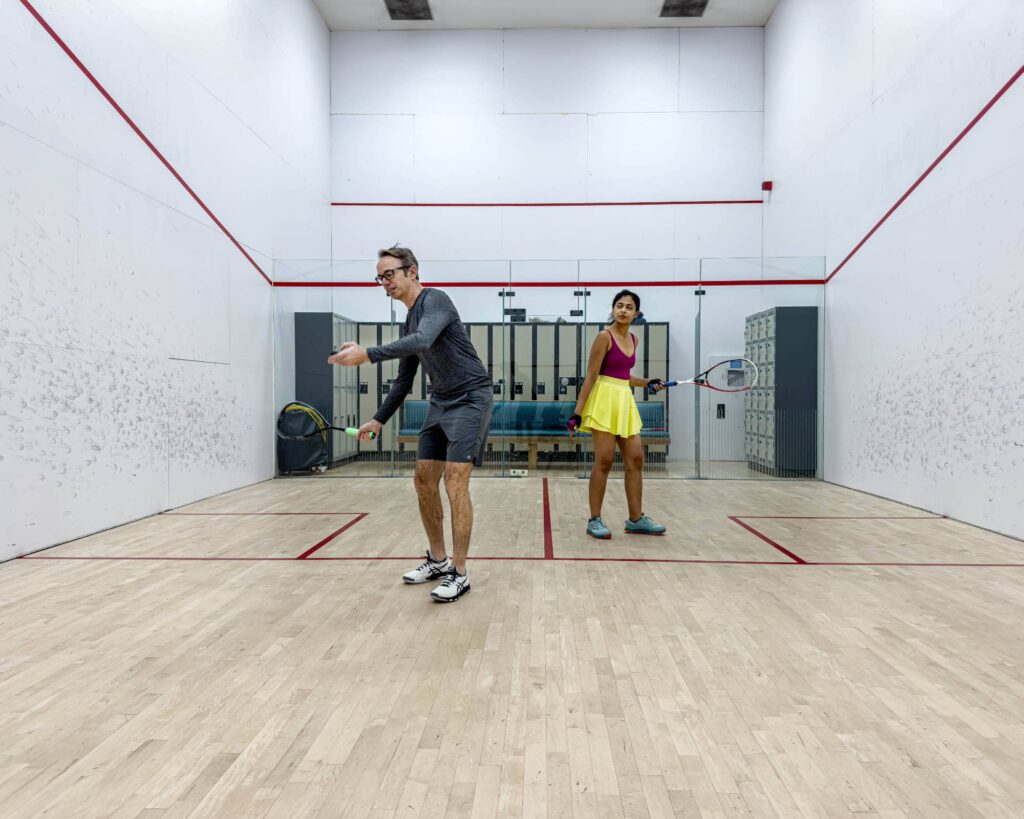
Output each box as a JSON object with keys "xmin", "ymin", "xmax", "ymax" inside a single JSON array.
[{"xmin": 611, "ymin": 289, "xmax": 640, "ymax": 312}]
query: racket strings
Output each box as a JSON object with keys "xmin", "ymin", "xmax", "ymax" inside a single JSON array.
[
  {"xmin": 704, "ymin": 360, "xmax": 757, "ymax": 391},
  {"xmin": 280, "ymin": 403, "xmax": 328, "ymax": 441}
]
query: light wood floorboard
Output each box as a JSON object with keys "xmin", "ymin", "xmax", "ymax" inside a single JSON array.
[{"xmin": 2, "ymin": 477, "xmax": 1023, "ymax": 817}]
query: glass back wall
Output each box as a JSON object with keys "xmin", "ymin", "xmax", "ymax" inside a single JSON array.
[{"xmin": 272, "ymin": 257, "xmax": 824, "ymax": 480}]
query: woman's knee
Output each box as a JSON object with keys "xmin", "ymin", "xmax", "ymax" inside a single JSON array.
[{"xmin": 620, "ymin": 444, "xmax": 643, "ymax": 472}]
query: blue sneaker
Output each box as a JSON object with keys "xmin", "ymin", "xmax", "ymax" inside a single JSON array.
[
  {"xmin": 586, "ymin": 516, "xmax": 611, "ymax": 539},
  {"xmin": 624, "ymin": 514, "xmax": 666, "ymax": 535}
]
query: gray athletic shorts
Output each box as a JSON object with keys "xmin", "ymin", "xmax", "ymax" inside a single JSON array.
[{"xmin": 417, "ymin": 386, "xmax": 494, "ymax": 466}]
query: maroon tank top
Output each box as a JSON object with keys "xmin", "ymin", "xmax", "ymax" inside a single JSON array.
[{"xmin": 599, "ymin": 331, "xmax": 636, "ymax": 380}]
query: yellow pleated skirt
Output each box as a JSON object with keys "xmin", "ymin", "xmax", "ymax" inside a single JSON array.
[{"xmin": 579, "ymin": 375, "xmax": 643, "ymax": 438}]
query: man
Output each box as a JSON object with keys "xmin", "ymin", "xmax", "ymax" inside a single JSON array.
[{"xmin": 327, "ymin": 246, "xmax": 492, "ymax": 603}]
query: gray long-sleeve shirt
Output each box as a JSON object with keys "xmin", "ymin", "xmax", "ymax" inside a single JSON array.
[{"xmin": 368, "ymin": 288, "xmax": 491, "ymax": 424}]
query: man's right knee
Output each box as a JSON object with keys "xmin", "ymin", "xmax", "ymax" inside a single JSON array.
[{"xmin": 414, "ymin": 460, "xmax": 444, "ymax": 492}]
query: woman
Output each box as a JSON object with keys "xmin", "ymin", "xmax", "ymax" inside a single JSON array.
[{"xmin": 568, "ymin": 290, "xmax": 668, "ymax": 539}]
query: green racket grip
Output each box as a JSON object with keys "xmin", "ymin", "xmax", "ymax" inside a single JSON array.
[{"xmin": 344, "ymin": 427, "xmax": 376, "ymax": 440}]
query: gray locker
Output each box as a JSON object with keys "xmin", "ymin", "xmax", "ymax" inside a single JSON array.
[
  {"xmin": 493, "ymin": 323, "xmax": 512, "ymax": 397},
  {"xmin": 468, "ymin": 325, "xmax": 490, "ymax": 382},
  {"xmin": 293, "ymin": 312, "xmax": 358, "ymax": 469},
  {"xmin": 331, "ymin": 319, "xmax": 358, "ymax": 462},
  {"xmin": 556, "ymin": 324, "xmax": 581, "ymax": 400},
  {"xmin": 743, "ymin": 306, "xmax": 817, "ymax": 476},
  {"xmin": 533, "ymin": 324, "xmax": 556, "ymax": 399},
  {"xmin": 510, "ymin": 323, "xmax": 533, "ymax": 400},
  {"xmin": 644, "ymin": 323, "xmax": 668, "ymax": 402},
  {"xmin": 358, "ymin": 323, "xmax": 380, "ymax": 453}
]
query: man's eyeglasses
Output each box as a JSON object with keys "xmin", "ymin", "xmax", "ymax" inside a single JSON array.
[{"xmin": 374, "ymin": 265, "xmax": 408, "ymax": 284}]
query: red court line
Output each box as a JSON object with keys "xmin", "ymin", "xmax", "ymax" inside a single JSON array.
[
  {"xmin": 542, "ymin": 478, "xmax": 554, "ymax": 560},
  {"xmin": 3, "ymin": 555, "xmax": 811, "ymax": 565},
  {"xmin": 739, "ymin": 515, "xmax": 943, "ymax": 520},
  {"xmin": 552, "ymin": 557, "xmax": 796, "ymax": 565},
  {"xmin": 164, "ymin": 512, "xmax": 368, "ymax": 516},
  {"xmin": 304, "ymin": 555, "xmax": 417, "ymax": 560},
  {"xmin": 17, "ymin": 501, "xmax": 1017, "ymax": 568},
  {"xmin": 6, "ymin": 555, "xmax": 790, "ymax": 565},
  {"xmin": 296, "ymin": 513, "xmax": 369, "ymax": 559},
  {"xmin": 17, "ymin": 0, "xmax": 273, "ymax": 286},
  {"xmin": 728, "ymin": 516, "xmax": 807, "ymax": 564},
  {"xmin": 827, "ymin": 62, "xmax": 1024, "ymax": 284},
  {"xmin": 331, "ymin": 199, "xmax": 763, "ymax": 207},
  {"xmin": 309, "ymin": 555, "xmax": 547, "ymax": 561},
  {"xmin": 804, "ymin": 561, "xmax": 1024, "ymax": 568},
  {"xmin": 728, "ymin": 514, "xmax": 1024, "ymax": 567},
  {"xmin": 21, "ymin": 556, "xmax": 297, "ymax": 561},
  {"xmin": 19, "ymin": 512, "xmax": 370, "ymax": 561},
  {"xmin": 18, "ymin": 554, "xmax": 1024, "ymax": 567},
  {"xmin": 274, "ymin": 279, "xmax": 825, "ymax": 288}
]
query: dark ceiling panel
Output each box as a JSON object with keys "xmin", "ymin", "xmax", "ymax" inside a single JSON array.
[
  {"xmin": 385, "ymin": 0, "xmax": 432, "ymax": 21},
  {"xmin": 660, "ymin": 0, "xmax": 709, "ymax": 18}
]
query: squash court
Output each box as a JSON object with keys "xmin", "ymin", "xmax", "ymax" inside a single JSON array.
[{"xmin": 3, "ymin": 0, "xmax": 1024, "ymax": 816}]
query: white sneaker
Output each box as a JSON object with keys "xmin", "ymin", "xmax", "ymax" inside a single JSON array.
[
  {"xmin": 402, "ymin": 551, "xmax": 451, "ymax": 584},
  {"xmin": 430, "ymin": 569, "xmax": 470, "ymax": 602}
]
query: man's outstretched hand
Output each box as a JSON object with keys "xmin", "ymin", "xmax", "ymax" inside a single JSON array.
[{"xmin": 328, "ymin": 341, "xmax": 369, "ymax": 367}]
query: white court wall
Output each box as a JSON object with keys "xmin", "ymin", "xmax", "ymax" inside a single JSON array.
[
  {"xmin": 319, "ymin": 27, "xmax": 768, "ymax": 461},
  {"xmin": 0, "ymin": 0, "xmax": 331, "ymax": 560},
  {"xmin": 764, "ymin": 0, "xmax": 1024, "ymax": 537}
]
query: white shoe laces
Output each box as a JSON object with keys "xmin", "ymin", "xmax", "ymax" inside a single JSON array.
[
  {"xmin": 416, "ymin": 554, "xmax": 448, "ymax": 573},
  {"xmin": 439, "ymin": 571, "xmax": 464, "ymax": 589}
]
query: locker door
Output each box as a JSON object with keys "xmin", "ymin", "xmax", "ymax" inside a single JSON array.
[
  {"xmin": 556, "ymin": 323, "xmax": 580, "ymax": 402},
  {"xmin": 511, "ymin": 323, "xmax": 533, "ymax": 401},
  {"xmin": 358, "ymin": 323, "xmax": 379, "ymax": 437},
  {"xmin": 468, "ymin": 324, "xmax": 496, "ymax": 395},
  {"xmin": 332, "ymin": 316, "xmax": 359, "ymax": 463},
  {"xmin": 645, "ymin": 323, "xmax": 669, "ymax": 406},
  {"xmin": 533, "ymin": 324, "xmax": 555, "ymax": 401}
]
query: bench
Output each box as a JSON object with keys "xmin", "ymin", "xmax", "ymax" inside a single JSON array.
[{"xmin": 397, "ymin": 399, "xmax": 670, "ymax": 469}]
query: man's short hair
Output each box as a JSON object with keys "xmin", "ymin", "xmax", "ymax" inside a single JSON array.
[{"xmin": 378, "ymin": 245, "xmax": 419, "ymax": 279}]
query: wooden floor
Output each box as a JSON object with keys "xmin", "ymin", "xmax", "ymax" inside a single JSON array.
[{"xmin": 2, "ymin": 478, "xmax": 1023, "ymax": 818}]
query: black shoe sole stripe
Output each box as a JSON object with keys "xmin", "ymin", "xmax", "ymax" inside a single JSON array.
[
  {"xmin": 403, "ymin": 569, "xmax": 451, "ymax": 584},
  {"xmin": 431, "ymin": 585, "xmax": 470, "ymax": 602}
]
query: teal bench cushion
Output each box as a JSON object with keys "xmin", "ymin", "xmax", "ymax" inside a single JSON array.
[{"xmin": 399, "ymin": 399, "xmax": 667, "ymax": 438}]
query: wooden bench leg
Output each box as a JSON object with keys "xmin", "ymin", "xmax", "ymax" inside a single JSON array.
[{"xmin": 528, "ymin": 443, "xmax": 538, "ymax": 470}]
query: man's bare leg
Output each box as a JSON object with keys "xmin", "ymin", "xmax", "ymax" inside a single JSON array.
[
  {"xmin": 414, "ymin": 459, "xmax": 447, "ymax": 560},
  {"xmin": 443, "ymin": 461, "xmax": 475, "ymax": 574}
]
